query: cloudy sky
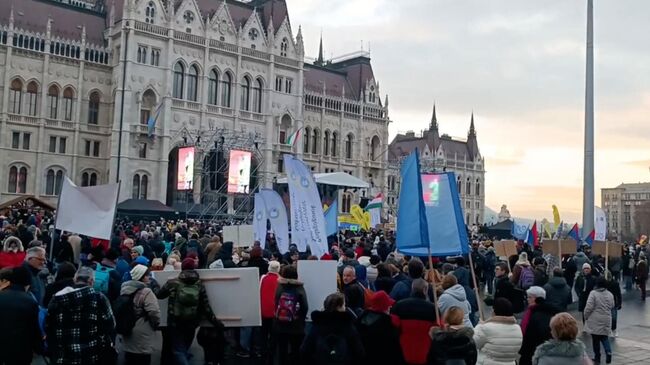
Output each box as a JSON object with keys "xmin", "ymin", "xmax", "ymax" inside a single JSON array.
[{"xmin": 288, "ymin": 0, "xmax": 650, "ymax": 223}]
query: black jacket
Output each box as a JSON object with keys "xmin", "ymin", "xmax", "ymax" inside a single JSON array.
[
  {"xmin": 343, "ymin": 280, "xmax": 365, "ymax": 314},
  {"xmin": 43, "ymin": 278, "xmax": 75, "ymax": 307},
  {"xmin": 543, "ymin": 276, "xmax": 572, "ymax": 312},
  {"xmin": 574, "ymin": 273, "xmax": 596, "ymax": 311},
  {"xmin": 374, "ymin": 276, "xmax": 396, "ymax": 294},
  {"xmin": 273, "ymin": 278, "xmax": 308, "ymax": 335},
  {"xmin": 427, "ymin": 327, "xmax": 477, "ymax": 365},
  {"xmin": 356, "ymin": 310, "xmax": 404, "ymax": 365},
  {"xmin": 0, "ymin": 285, "xmax": 42, "ymax": 364},
  {"xmin": 518, "ymin": 300, "xmax": 559, "ymax": 365},
  {"xmin": 300, "ymin": 310, "xmax": 365, "ymax": 365},
  {"xmin": 607, "ymin": 279, "xmax": 622, "ymax": 309}
]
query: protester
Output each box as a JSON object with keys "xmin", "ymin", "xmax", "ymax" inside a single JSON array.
[
  {"xmin": 575, "ymin": 263, "xmax": 596, "ymax": 321},
  {"xmin": 22, "ymin": 247, "xmax": 48, "ymax": 306},
  {"xmin": 511, "ymin": 252, "xmax": 534, "ymax": 290},
  {"xmin": 473, "ymin": 298, "xmax": 522, "ymax": 365},
  {"xmin": 300, "ymin": 292, "xmax": 365, "ymax": 364},
  {"xmin": 0, "ymin": 266, "xmax": 42, "ymax": 365},
  {"xmin": 438, "ymin": 274, "xmax": 473, "ymax": 328},
  {"xmin": 356, "ymin": 290, "xmax": 405, "ymax": 364},
  {"xmin": 273, "ymin": 265, "xmax": 308, "ymax": 365},
  {"xmin": 260, "ymin": 260, "xmax": 281, "ymax": 363},
  {"xmin": 584, "ymin": 277, "xmax": 614, "ymax": 364},
  {"xmin": 118, "ymin": 264, "xmax": 161, "ymax": 365},
  {"xmin": 532, "ymin": 313, "xmax": 590, "ymax": 365},
  {"xmin": 427, "ymin": 306, "xmax": 477, "ymax": 364},
  {"xmin": 342, "ymin": 265, "xmax": 365, "ymax": 315},
  {"xmin": 518, "ymin": 286, "xmax": 559, "ymax": 365},
  {"xmin": 43, "ymin": 261, "xmax": 76, "ymax": 307},
  {"xmin": 543, "ymin": 268, "xmax": 572, "ymax": 312},
  {"xmin": 390, "ymin": 258, "xmax": 425, "ymax": 301},
  {"xmin": 46, "ymin": 266, "xmax": 116, "ymax": 365},
  {"xmin": 604, "ymin": 272, "xmax": 622, "ymax": 337},
  {"xmin": 374, "ymin": 263, "xmax": 396, "ymax": 294},
  {"xmin": 636, "ymin": 253, "xmax": 648, "ymax": 301},
  {"xmin": 391, "ymin": 278, "xmax": 439, "ymax": 365},
  {"xmin": 0, "ymin": 236, "xmax": 26, "ymax": 269},
  {"xmin": 484, "ymin": 247, "xmax": 497, "ymax": 294},
  {"xmin": 156, "ymin": 257, "xmax": 221, "ymax": 365}
]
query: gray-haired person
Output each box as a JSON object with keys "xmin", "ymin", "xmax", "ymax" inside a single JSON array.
[{"xmin": 22, "ymin": 246, "xmax": 48, "ymax": 305}]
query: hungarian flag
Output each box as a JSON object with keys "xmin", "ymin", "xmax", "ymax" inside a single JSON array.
[
  {"xmin": 286, "ymin": 127, "xmax": 302, "ymax": 147},
  {"xmin": 365, "ymin": 194, "xmax": 383, "ymax": 210}
]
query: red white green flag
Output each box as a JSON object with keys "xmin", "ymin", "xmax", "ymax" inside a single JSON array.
[{"xmin": 286, "ymin": 127, "xmax": 302, "ymax": 147}]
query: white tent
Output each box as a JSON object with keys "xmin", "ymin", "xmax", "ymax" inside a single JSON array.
[{"xmin": 276, "ymin": 172, "xmax": 369, "ymax": 188}]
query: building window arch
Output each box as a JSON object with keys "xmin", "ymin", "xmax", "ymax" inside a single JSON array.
[
  {"xmin": 311, "ymin": 129, "xmax": 319, "ymax": 154},
  {"xmin": 26, "ymin": 81, "xmax": 39, "ymax": 116},
  {"xmin": 8, "ymin": 165, "xmax": 28, "ymax": 194},
  {"xmin": 303, "ymin": 127, "xmax": 311, "ymax": 153},
  {"xmin": 280, "ymin": 38, "xmax": 288, "ymax": 57},
  {"xmin": 81, "ymin": 171, "xmax": 99, "ymax": 186},
  {"xmin": 187, "ymin": 64, "xmax": 199, "ymax": 102},
  {"xmin": 207, "ymin": 69, "xmax": 219, "ymax": 105},
  {"xmin": 145, "ymin": 1, "xmax": 156, "ymax": 24},
  {"xmin": 466, "ymin": 177, "xmax": 471, "ymax": 196},
  {"xmin": 44, "ymin": 167, "xmax": 65, "ymax": 195},
  {"xmin": 88, "ymin": 91, "xmax": 100, "ymax": 124},
  {"xmin": 63, "ymin": 87, "xmax": 75, "ymax": 121},
  {"xmin": 345, "ymin": 133, "xmax": 354, "ymax": 159},
  {"xmin": 140, "ymin": 89, "xmax": 157, "ymax": 125},
  {"xmin": 475, "ymin": 178, "xmax": 481, "ymax": 196},
  {"xmin": 252, "ymin": 77, "xmax": 263, "ymax": 113},
  {"xmin": 331, "ymin": 132, "xmax": 338, "ymax": 157},
  {"xmin": 132, "ymin": 174, "xmax": 140, "ymax": 199},
  {"xmin": 457, "ymin": 176, "xmax": 462, "ymax": 194},
  {"xmin": 279, "ymin": 114, "xmax": 291, "ymax": 144},
  {"xmin": 323, "ymin": 130, "xmax": 330, "ymax": 156},
  {"xmin": 370, "ymin": 135, "xmax": 380, "ymax": 160},
  {"xmin": 9, "ymin": 79, "xmax": 23, "ymax": 114},
  {"xmin": 240, "ymin": 76, "xmax": 251, "ymax": 111},
  {"xmin": 342, "ymin": 192, "xmax": 352, "ymax": 213},
  {"xmin": 132, "ymin": 173, "xmax": 149, "ymax": 199},
  {"xmin": 47, "ymin": 85, "xmax": 59, "ymax": 119},
  {"xmin": 220, "ymin": 71, "xmax": 232, "ymax": 107},
  {"xmin": 173, "ymin": 62, "xmax": 185, "ymax": 99}
]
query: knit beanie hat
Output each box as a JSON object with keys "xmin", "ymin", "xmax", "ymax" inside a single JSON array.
[
  {"xmin": 182, "ymin": 257, "xmax": 196, "ymax": 270},
  {"xmin": 130, "ymin": 264, "xmax": 148, "ymax": 282},
  {"xmin": 132, "ymin": 245, "xmax": 144, "ymax": 256}
]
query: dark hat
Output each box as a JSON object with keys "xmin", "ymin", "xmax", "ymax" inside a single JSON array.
[
  {"xmin": 344, "ymin": 249, "xmax": 355, "ymax": 259},
  {"xmin": 181, "ymin": 257, "xmax": 197, "ymax": 270}
]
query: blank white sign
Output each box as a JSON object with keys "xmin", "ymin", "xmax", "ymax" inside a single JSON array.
[{"xmin": 297, "ymin": 260, "xmax": 338, "ymax": 321}]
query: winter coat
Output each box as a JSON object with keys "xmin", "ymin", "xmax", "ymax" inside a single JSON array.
[
  {"xmin": 606, "ymin": 279, "xmax": 622, "ymax": 309},
  {"xmin": 43, "ymin": 278, "xmax": 75, "ymax": 307},
  {"xmin": 215, "ymin": 241, "xmax": 236, "ymax": 268},
  {"xmin": 438, "ymin": 284, "xmax": 473, "ymax": 328},
  {"xmin": 453, "ymin": 266, "xmax": 472, "ymax": 287},
  {"xmin": 0, "ymin": 285, "xmax": 42, "ymax": 364},
  {"xmin": 356, "ymin": 310, "xmax": 405, "ymax": 365},
  {"xmin": 532, "ymin": 339, "xmax": 589, "ymax": 365},
  {"xmin": 375, "ymin": 276, "xmax": 396, "ymax": 294},
  {"xmin": 300, "ymin": 310, "xmax": 365, "ymax": 365},
  {"xmin": 543, "ymin": 276, "xmax": 572, "ymax": 312},
  {"xmin": 118, "ymin": 280, "xmax": 161, "ymax": 354},
  {"xmin": 343, "ymin": 280, "xmax": 365, "ymax": 314},
  {"xmin": 244, "ymin": 256, "xmax": 268, "ymax": 277},
  {"xmin": 572, "ymin": 253, "xmax": 589, "ymax": 273},
  {"xmin": 428, "ymin": 326, "xmax": 477, "ymax": 365},
  {"xmin": 273, "ymin": 278, "xmax": 308, "ymax": 335},
  {"xmin": 23, "ymin": 261, "xmax": 47, "ymax": 306},
  {"xmin": 390, "ymin": 277, "xmax": 413, "ymax": 302},
  {"xmin": 574, "ymin": 273, "xmax": 595, "ymax": 312},
  {"xmin": 46, "ymin": 285, "xmax": 115, "ymax": 365},
  {"xmin": 367, "ymin": 265, "xmax": 378, "ymax": 284},
  {"xmin": 518, "ymin": 300, "xmax": 559, "ymax": 365},
  {"xmin": 260, "ymin": 272, "xmax": 280, "ymax": 319},
  {"xmin": 0, "ymin": 236, "xmax": 26, "ymax": 269},
  {"xmin": 636, "ymin": 259, "xmax": 648, "ymax": 281},
  {"xmin": 583, "ymin": 288, "xmax": 614, "ymax": 336},
  {"xmin": 156, "ymin": 269, "xmax": 218, "ymax": 328},
  {"xmin": 473, "ymin": 316, "xmax": 522, "ymax": 365},
  {"xmin": 391, "ymin": 294, "xmax": 439, "ymax": 365}
]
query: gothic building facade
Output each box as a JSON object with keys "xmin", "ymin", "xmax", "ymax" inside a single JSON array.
[{"xmin": 0, "ymin": 0, "xmax": 389, "ymax": 213}]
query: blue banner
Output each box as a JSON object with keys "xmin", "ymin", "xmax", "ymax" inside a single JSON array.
[
  {"xmin": 259, "ymin": 189, "xmax": 290, "ymax": 254},
  {"xmin": 325, "ymin": 199, "xmax": 338, "ymax": 237},
  {"xmin": 396, "ymin": 150, "xmax": 430, "ymax": 252},
  {"xmin": 253, "ymin": 193, "xmax": 268, "ymax": 248},
  {"xmin": 511, "ymin": 221, "xmax": 529, "ymax": 241}
]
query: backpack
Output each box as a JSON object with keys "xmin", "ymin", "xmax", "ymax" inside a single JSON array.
[
  {"xmin": 173, "ymin": 281, "xmax": 201, "ymax": 322},
  {"xmin": 113, "ymin": 289, "xmax": 141, "ymax": 336},
  {"xmin": 94, "ymin": 263, "xmax": 114, "ymax": 294},
  {"xmin": 518, "ymin": 266, "xmax": 535, "ymax": 290},
  {"xmin": 534, "ymin": 267, "xmax": 548, "ymax": 286},
  {"xmin": 314, "ymin": 334, "xmax": 349, "ymax": 365},
  {"xmin": 275, "ymin": 291, "xmax": 300, "ymax": 323}
]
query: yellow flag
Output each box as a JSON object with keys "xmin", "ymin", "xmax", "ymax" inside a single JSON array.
[{"xmin": 552, "ymin": 205, "xmax": 561, "ymax": 230}]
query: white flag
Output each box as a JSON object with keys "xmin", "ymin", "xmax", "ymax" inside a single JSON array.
[
  {"xmin": 260, "ymin": 189, "xmax": 290, "ymax": 254},
  {"xmin": 284, "ymin": 155, "xmax": 327, "ymax": 258},
  {"xmin": 55, "ymin": 177, "xmax": 119, "ymax": 240},
  {"xmin": 253, "ymin": 193, "xmax": 268, "ymax": 248},
  {"xmin": 594, "ymin": 206, "xmax": 607, "ymax": 241}
]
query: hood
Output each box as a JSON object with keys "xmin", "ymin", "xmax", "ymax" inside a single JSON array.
[
  {"xmin": 278, "ymin": 278, "xmax": 303, "ymax": 287},
  {"xmin": 548, "ymin": 276, "xmax": 568, "ymax": 288},
  {"xmin": 358, "ymin": 310, "xmax": 390, "ymax": 329},
  {"xmin": 574, "ymin": 252, "xmax": 588, "ymax": 260},
  {"xmin": 534, "ymin": 340, "xmax": 585, "ymax": 359},
  {"xmin": 179, "ymin": 269, "xmax": 200, "ymax": 284},
  {"xmin": 444, "ymin": 284, "xmax": 467, "ymax": 301},
  {"xmin": 3, "ymin": 236, "xmax": 24, "ymax": 252},
  {"xmin": 486, "ymin": 315, "xmax": 517, "ymax": 325},
  {"xmin": 120, "ymin": 280, "xmax": 146, "ymax": 295},
  {"xmin": 311, "ymin": 310, "xmax": 355, "ymax": 328}
]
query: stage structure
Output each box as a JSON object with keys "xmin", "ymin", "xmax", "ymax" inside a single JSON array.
[{"xmin": 175, "ymin": 126, "xmax": 265, "ymax": 222}]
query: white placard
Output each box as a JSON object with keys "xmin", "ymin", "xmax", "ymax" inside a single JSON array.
[
  {"xmin": 153, "ymin": 268, "xmax": 261, "ymax": 327},
  {"xmin": 297, "ymin": 260, "xmax": 338, "ymax": 321},
  {"xmin": 222, "ymin": 225, "xmax": 239, "ymax": 244},
  {"xmin": 222, "ymin": 225, "xmax": 255, "ymax": 247}
]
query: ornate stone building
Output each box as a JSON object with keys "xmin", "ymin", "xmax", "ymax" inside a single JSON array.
[
  {"xmin": 387, "ymin": 106, "xmax": 486, "ymax": 225},
  {"xmin": 0, "ymin": 0, "xmax": 389, "ymax": 214}
]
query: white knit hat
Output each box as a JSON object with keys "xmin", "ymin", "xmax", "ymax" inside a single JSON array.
[
  {"xmin": 526, "ymin": 286, "xmax": 546, "ymax": 300},
  {"xmin": 130, "ymin": 264, "xmax": 148, "ymax": 282}
]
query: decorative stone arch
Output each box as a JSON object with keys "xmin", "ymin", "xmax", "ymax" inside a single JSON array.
[{"xmin": 42, "ymin": 165, "xmax": 66, "ymax": 196}]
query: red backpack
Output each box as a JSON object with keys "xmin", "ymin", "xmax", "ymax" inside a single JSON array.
[{"xmin": 275, "ymin": 291, "xmax": 300, "ymax": 322}]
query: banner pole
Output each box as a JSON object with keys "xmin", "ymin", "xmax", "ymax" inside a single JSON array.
[
  {"xmin": 605, "ymin": 241, "xmax": 609, "ymax": 276},
  {"xmin": 558, "ymin": 237, "xmax": 562, "ymax": 270},
  {"xmin": 427, "ymin": 248, "xmax": 441, "ymax": 326},
  {"xmin": 467, "ymin": 251, "xmax": 484, "ymax": 322}
]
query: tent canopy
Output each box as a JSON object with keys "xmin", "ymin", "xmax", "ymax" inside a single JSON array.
[
  {"xmin": 277, "ymin": 172, "xmax": 369, "ymax": 188},
  {"xmin": 0, "ymin": 195, "xmax": 56, "ymax": 211},
  {"xmin": 117, "ymin": 199, "xmax": 176, "ymax": 213}
]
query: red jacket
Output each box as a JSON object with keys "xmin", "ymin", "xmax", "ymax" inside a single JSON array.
[
  {"xmin": 391, "ymin": 296, "xmax": 440, "ymax": 365},
  {"xmin": 0, "ymin": 251, "xmax": 26, "ymax": 269},
  {"xmin": 260, "ymin": 272, "xmax": 280, "ymax": 319}
]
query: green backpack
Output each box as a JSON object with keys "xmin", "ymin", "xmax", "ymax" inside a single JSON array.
[{"xmin": 173, "ymin": 281, "xmax": 201, "ymax": 322}]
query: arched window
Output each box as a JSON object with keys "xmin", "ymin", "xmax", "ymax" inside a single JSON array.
[
  {"xmin": 132, "ymin": 174, "xmax": 141, "ymax": 199},
  {"xmin": 140, "ymin": 175, "xmax": 148, "ymax": 199},
  {"xmin": 9, "ymin": 79, "xmax": 22, "ymax": 114},
  {"xmin": 476, "ymin": 179, "xmax": 481, "ymax": 196},
  {"xmin": 187, "ymin": 65, "xmax": 199, "ymax": 102},
  {"xmin": 47, "ymin": 85, "xmax": 59, "ymax": 119},
  {"xmin": 280, "ymin": 38, "xmax": 288, "ymax": 57},
  {"xmin": 63, "ymin": 87, "xmax": 74, "ymax": 121},
  {"xmin": 345, "ymin": 134, "xmax": 354, "ymax": 159},
  {"xmin": 466, "ymin": 178, "xmax": 471, "ymax": 195},
  {"xmin": 279, "ymin": 114, "xmax": 291, "ymax": 144},
  {"xmin": 140, "ymin": 89, "xmax": 156, "ymax": 125},
  {"xmin": 303, "ymin": 127, "xmax": 311, "ymax": 153},
  {"xmin": 342, "ymin": 193, "xmax": 352, "ymax": 213},
  {"xmin": 208, "ymin": 69, "xmax": 219, "ymax": 105},
  {"xmin": 476, "ymin": 214, "xmax": 480, "ymax": 224},
  {"xmin": 81, "ymin": 172, "xmax": 89, "ymax": 187},
  {"xmin": 323, "ymin": 131, "xmax": 330, "ymax": 156},
  {"xmin": 17, "ymin": 167, "xmax": 27, "ymax": 194},
  {"xmin": 26, "ymin": 81, "xmax": 39, "ymax": 116},
  {"xmin": 466, "ymin": 214, "xmax": 470, "ymax": 225},
  {"xmin": 457, "ymin": 176, "xmax": 462, "ymax": 194},
  {"xmin": 252, "ymin": 78, "xmax": 263, "ymax": 113},
  {"xmin": 220, "ymin": 72, "xmax": 232, "ymax": 107},
  {"xmin": 8, "ymin": 166, "xmax": 17, "ymax": 193},
  {"xmin": 240, "ymin": 76, "xmax": 251, "ymax": 111},
  {"xmin": 45, "ymin": 169, "xmax": 55, "ymax": 195},
  {"xmin": 88, "ymin": 91, "xmax": 100, "ymax": 124},
  {"xmin": 370, "ymin": 135, "xmax": 380, "ymax": 160},
  {"xmin": 45, "ymin": 168, "xmax": 64, "ymax": 195},
  {"xmin": 90, "ymin": 172, "xmax": 97, "ymax": 186},
  {"xmin": 331, "ymin": 132, "xmax": 338, "ymax": 157},
  {"xmin": 146, "ymin": 2, "xmax": 156, "ymax": 24},
  {"xmin": 173, "ymin": 62, "xmax": 184, "ymax": 99},
  {"xmin": 311, "ymin": 129, "xmax": 319, "ymax": 154}
]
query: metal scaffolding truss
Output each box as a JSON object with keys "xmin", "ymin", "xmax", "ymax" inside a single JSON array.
[{"xmin": 182, "ymin": 126, "xmax": 266, "ymax": 222}]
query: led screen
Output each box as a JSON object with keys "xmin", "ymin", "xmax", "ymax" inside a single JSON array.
[
  {"xmin": 177, "ymin": 146, "xmax": 195, "ymax": 190},
  {"xmin": 228, "ymin": 150, "xmax": 252, "ymax": 194}
]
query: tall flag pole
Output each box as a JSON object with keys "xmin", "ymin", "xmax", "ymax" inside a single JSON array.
[{"xmin": 582, "ymin": 0, "xmax": 595, "ymax": 235}]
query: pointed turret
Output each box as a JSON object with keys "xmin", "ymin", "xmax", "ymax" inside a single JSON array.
[
  {"xmin": 315, "ymin": 32, "xmax": 324, "ymax": 66},
  {"xmin": 429, "ymin": 103, "xmax": 438, "ymax": 131},
  {"xmin": 424, "ymin": 102, "xmax": 440, "ymax": 153},
  {"xmin": 296, "ymin": 25, "xmax": 304, "ymax": 56},
  {"xmin": 467, "ymin": 112, "xmax": 479, "ymax": 159}
]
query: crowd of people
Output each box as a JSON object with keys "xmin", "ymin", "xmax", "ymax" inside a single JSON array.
[{"xmin": 0, "ymin": 208, "xmax": 648, "ymax": 365}]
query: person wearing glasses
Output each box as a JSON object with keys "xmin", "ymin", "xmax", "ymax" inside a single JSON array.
[{"xmin": 22, "ymin": 246, "xmax": 48, "ymax": 306}]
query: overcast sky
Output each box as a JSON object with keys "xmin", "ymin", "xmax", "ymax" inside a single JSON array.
[{"xmin": 288, "ymin": 0, "xmax": 650, "ymax": 223}]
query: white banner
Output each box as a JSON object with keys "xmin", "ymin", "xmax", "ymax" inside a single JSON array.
[
  {"xmin": 222, "ymin": 225, "xmax": 255, "ymax": 247},
  {"xmin": 595, "ymin": 206, "xmax": 607, "ymax": 241},
  {"xmin": 297, "ymin": 260, "xmax": 338, "ymax": 321},
  {"xmin": 55, "ymin": 177, "xmax": 119, "ymax": 240},
  {"xmin": 284, "ymin": 155, "xmax": 327, "ymax": 258},
  {"xmin": 260, "ymin": 189, "xmax": 290, "ymax": 254},
  {"xmin": 369, "ymin": 208, "xmax": 381, "ymax": 228},
  {"xmin": 253, "ymin": 193, "xmax": 267, "ymax": 248}
]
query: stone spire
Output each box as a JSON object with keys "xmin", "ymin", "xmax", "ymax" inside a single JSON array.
[
  {"xmin": 467, "ymin": 112, "xmax": 479, "ymax": 159},
  {"xmin": 296, "ymin": 25, "xmax": 304, "ymax": 56},
  {"xmin": 429, "ymin": 103, "xmax": 438, "ymax": 131},
  {"xmin": 468, "ymin": 112, "xmax": 476, "ymax": 137},
  {"xmin": 315, "ymin": 32, "xmax": 324, "ymax": 66}
]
